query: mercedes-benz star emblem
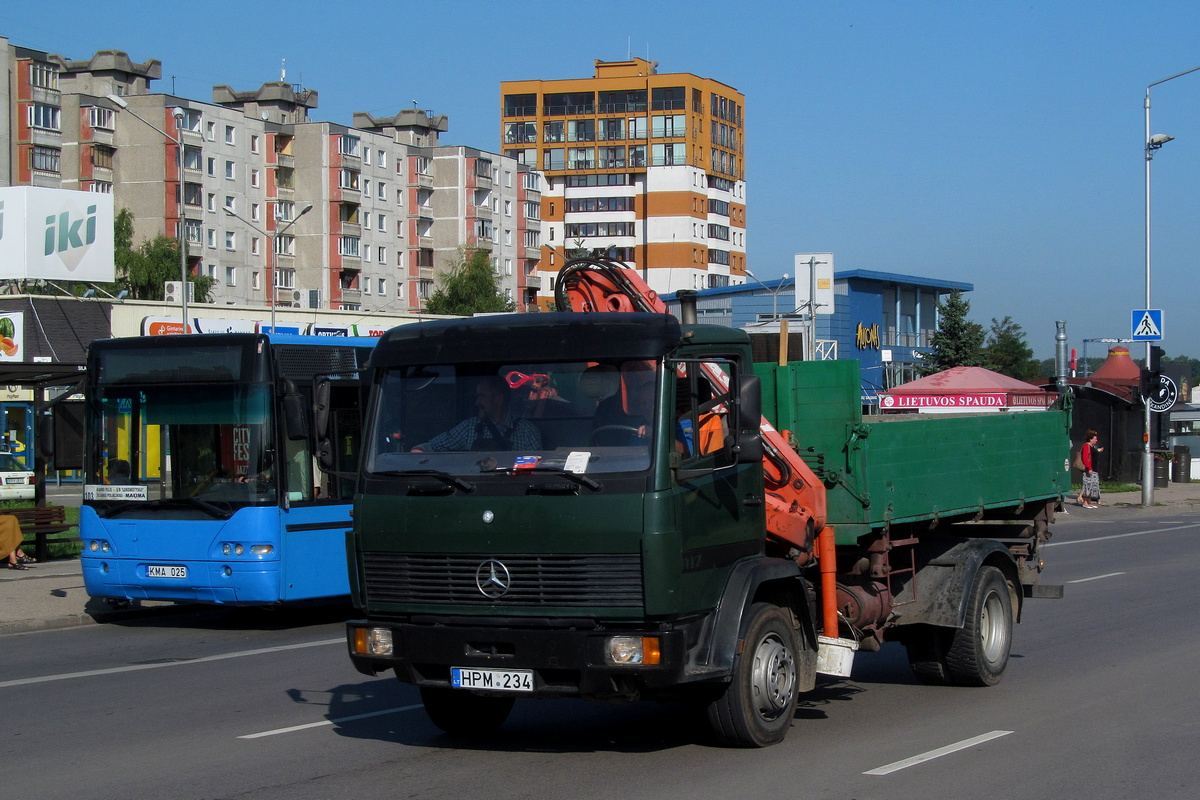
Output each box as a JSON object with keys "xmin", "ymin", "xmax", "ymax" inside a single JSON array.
[{"xmin": 475, "ymin": 559, "xmax": 511, "ymax": 599}]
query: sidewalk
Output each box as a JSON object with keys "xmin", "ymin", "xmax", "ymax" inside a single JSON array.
[{"xmin": 5, "ymin": 482, "xmax": 1200, "ymax": 636}]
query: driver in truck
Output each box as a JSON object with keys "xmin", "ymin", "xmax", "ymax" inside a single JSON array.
[{"xmin": 412, "ymin": 376, "xmax": 541, "ymax": 453}]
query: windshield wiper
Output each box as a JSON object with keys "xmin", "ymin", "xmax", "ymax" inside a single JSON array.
[
  {"xmin": 376, "ymin": 469, "xmax": 475, "ymax": 493},
  {"xmin": 487, "ymin": 466, "xmax": 602, "ymax": 492}
]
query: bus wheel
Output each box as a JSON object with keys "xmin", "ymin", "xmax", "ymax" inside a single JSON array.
[
  {"xmin": 419, "ymin": 687, "xmax": 514, "ymax": 735},
  {"xmin": 707, "ymin": 603, "xmax": 800, "ymax": 747},
  {"xmin": 945, "ymin": 566, "xmax": 1013, "ymax": 686}
]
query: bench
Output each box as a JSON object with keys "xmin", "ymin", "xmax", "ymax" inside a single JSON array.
[{"xmin": 11, "ymin": 506, "xmax": 74, "ymax": 563}]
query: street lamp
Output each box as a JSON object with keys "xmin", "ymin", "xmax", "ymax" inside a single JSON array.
[
  {"xmin": 225, "ymin": 203, "xmax": 313, "ymax": 333},
  {"xmin": 744, "ymin": 270, "xmax": 792, "ymax": 320},
  {"xmin": 1141, "ymin": 65, "xmax": 1200, "ymax": 506},
  {"xmin": 108, "ymin": 94, "xmax": 189, "ymax": 330}
]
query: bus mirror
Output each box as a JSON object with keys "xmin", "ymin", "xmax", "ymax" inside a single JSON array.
[
  {"xmin": 312, "ymin": 379, "xmax": 331, "ymax": 441},
  {"xmin": 284, "ymin": 382, "xmax": 308, "ymax": 441},
  {"xmin": 315, "ymin": 436, "xmax": 334, "ymax": 471}
]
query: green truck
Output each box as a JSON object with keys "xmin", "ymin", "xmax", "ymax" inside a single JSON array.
[{"xmin": 344, "ymin": 309, "xmax": 1069, "ymax": 747}]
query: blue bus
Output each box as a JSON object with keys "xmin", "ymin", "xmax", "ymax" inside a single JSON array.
[{"xmin": 79, "ymin": 333, "xmax": 374, "ymax": 605}]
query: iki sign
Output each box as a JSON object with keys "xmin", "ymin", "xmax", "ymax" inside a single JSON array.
[{"xmin": 0, "ymin": 187, "xmax": 115, "ymax": 282}]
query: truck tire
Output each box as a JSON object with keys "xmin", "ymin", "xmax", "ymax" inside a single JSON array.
[
  {"xmin": 707, "ymin": 603, "xmax": 800, "ymax": 747},
  {"xmin": 944, "ymin": 566, "xmax": 1013, "ymax": 686},
  {"xmin": 904, "ymin": 625, "xmax": 952, "ymax": 686},
  {"xmin": 419, "ymin": 686, "xmax": 514, "ymax": 735}
]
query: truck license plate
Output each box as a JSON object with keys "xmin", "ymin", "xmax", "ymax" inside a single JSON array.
[
  {"xmin": 451, "ymin": 667, "xmax": 533, "ymax": 692},
  {"xmin": 147, "ymin": 565, "xmax": 187, "ymax": 579}
]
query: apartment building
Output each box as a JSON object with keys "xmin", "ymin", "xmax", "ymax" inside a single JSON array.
[
  {"xmin": 502, "ymin": 58, "xmax": 747, "ymax": 305},
  {"xmin": 4, "ymin": 35, "xmax": 543, "ymax": 314}
]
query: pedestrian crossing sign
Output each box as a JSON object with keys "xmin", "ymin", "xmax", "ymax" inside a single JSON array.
[{"xmin": 1132, "ymin": 309, "xmax": 1164, "ymax": 341}]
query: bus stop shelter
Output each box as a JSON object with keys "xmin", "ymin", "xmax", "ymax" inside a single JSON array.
[{"xmin": 0, "ymin": 362, "xmax": 87, "ymax": 506}]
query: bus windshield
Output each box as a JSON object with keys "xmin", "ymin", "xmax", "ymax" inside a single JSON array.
[
  {"xmin": 84, "ymin": 383, "xmax": 278, "ymax": 506},
  {"xmin": 364, "ymin": 359, "xmax": 658, "ymax": 477}
]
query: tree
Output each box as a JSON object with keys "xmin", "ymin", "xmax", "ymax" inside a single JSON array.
[
  {"xmin": 425, "ymin": 247, "xmax": 514, "ymax": 316},
  {"xmin": 983, "ymin": 316, "xmax": 1040, "ymax": 381},
  {"xmin": 105, "ymin": 208, "xmax": 214, "ymax": 302},
  {"xmin": 920, "ymin": 289, "xmax": 984, "ymax": 374}
]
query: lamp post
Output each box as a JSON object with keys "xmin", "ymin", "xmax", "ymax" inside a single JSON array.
[
  {"xmin": 225, "ymin": 203, "xmax": 313, "ymax": 333},
  {"xmin": 744, "ymin": 270, "xmax": 792, "ymax": 320},
  {"xmin": 1142, "ymin": 66, "xmax": 1200, "ymax": 506},
  {"xmin": 108, "ymin": 94, "xmax": 189, "ymax": 330}
]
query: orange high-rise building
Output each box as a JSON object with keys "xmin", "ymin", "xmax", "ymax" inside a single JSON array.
[{"xmin": 502, "ymin": 58, "xmax": 746, "ymax": 305}]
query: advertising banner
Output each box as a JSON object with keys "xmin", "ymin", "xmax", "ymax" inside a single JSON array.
[
  {"xmin": 0, "ymin": 187, "xmax": 115, "ymax": 281},
  {"xmin": 0, "ymin": 312, "xmax": 25, "ymax": 362}
]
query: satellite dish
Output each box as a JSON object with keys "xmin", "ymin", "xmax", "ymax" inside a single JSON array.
[{"xmin": 261, "ymin": 111, "xmax": 269, "ymax": 120}]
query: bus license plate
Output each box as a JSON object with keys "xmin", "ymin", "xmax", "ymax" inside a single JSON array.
[
  {"xmin": 451, "ymin": 667, "xmax": 533, "ymax": 692},
  {"xmin": 147, "ymin": 565, "xmax": 187, "ymax": 579}
]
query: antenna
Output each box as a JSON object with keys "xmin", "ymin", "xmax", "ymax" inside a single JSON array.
[
  {"xmin": 281, "ymin": 58, "xmax": 286, "ymax": 82},
  {"xmin": 627, "ymin": 36, "xmax": 631, "ymax": 60}
]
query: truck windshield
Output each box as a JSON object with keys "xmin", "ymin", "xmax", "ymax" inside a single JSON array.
[
  {"xmin": 83, "ymin": 383, "xmax": 278, "ymax": 506},
  {"xmin": 365, "ymin": 359, "xmax": 658, "ymax": 477}
]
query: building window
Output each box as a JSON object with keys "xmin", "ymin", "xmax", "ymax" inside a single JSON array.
[
  {"xmin": 275, "ymin": 200, "xmax": 295, "ymax": 221},
  {"xmin": 251, "ymin": 202, "xmax": 260, "ymax": 222},
  {"xmin": 225, "ymin": 231, "xmax": 237, "ymax": 251},
  {"xmin": 276, "ymin": 166, "xmax": 294, "ymax": 189},
  {"xmin": 89, "ymin": 107, "xmax": 114, "ymax": 130},
  {"xmin": 28, "ymin": 103, "xmax": 60, "ymax": 131},
  {"xmin": 378, "ymin": 278, "xmax": 386, "ymax": 296},
  {"xmin": 92, "ymin": 145, "xmax": 116, "ymax": 170},
  {"xmin": 207, "ymin": 229, "xmax": 216, "ymax": 248},
  {"xmin": 225, "ymin": 125, "xmax": 235, "ymax": 144},
  {"xmin": 504, "ymin": 121, "xmax": 537, "ymax": 144},
  {"xmin": 275, "ymin": 235, "xmax": 295, "ymax": 256},
  {"xmin": 378, "ymin": 182, "xmax": 387, "ymax": 200},
  {"xmin": 338, "ymin": 135, "xmax": 361, "ymax": 157},
  {"xmin": 564, "ymin": 222, "xmax": 636, "ymax": 238},
  {"xmin": 207, "ymin": 157, "xmax": 216, "ymax": 176},
  {"xmin": 651, "ymin": 115, "xmax": 686, "ymax": 138},
  {"xmin": 89, "ymin": 181, "xmax": 113, "ymax": 193},
  {"xmin": 363, "ymin": 179, "xmax": 371, "ymax": 197},
  {"xmin": 708, "ymin": 224, "xmax": 730, "ymax": 241},
  {"xmin": 339, "ymin": 169, "xmax": 360, "ymax": 190},
  {"xmin": 251, "ymin": 168, "xmax": 260, "ymax": 188},
  {"xmin": 567, "ymin": 147, "xmax": 595, "ymax": 169},
  {"xmin": 651, "ymin": 143, "xmax": 687, "ymax": 166},
  {"xmin": 524, "ymin": 201, "xmax": 540, "ymax": 220},
  {"xmin": 182, "ymin": 145, "xmax": 202, "ymax": 171},
  {"xmin": 378, "ymin": 215, "xmax": 386, "ymax": 232},
  {"xmin": 225, "ymin": 160, "xmax": 235, "ymax": 180},
  {"xmin": 182, "ymin": 183, "xmax": 202, "ymax": 206},
  {"xmin": 224, "ymin": 195, "xmax": 235, "ymax": 212},
  {"xmin": 250, "ymin": 134, "xmax": 260, "ymax": 153},
  {"xmin": 29, "ymin": 62, "xmax": 59, "ymax": 90},
  {"xmin": 504, "ymin": 200, "xmax": 512, "ymax": 217},
  {"xmin": 226, "ymin": 266, "xmax": 236, "ymax": 286},
  {"xmin": 251, "ymin": 237, "xmax": 260, "ymax": 255},
  {"xmin": 338, "ymin": 236, "xmax": 361, "ymax": 257},
  {"xmin": 206, "ymin": 122, "xmax": 216, "ymax": 140},
  {"xmin": 30, "ymin": 145, "xmax": 60, "ymax": 173},
  {"xmin": 378, "ymin": 246, "xmax": 386, "ymax": 263},
  {"xmin": 184, "ymin": 220, "xmax": 203, "ymax": 244},
  {"xmin": 363, "ymin": 147, "xmax": 371, "ymax": 165},
  {"xmin": 524, "ymin": 230, "xmax": 540, "ymax": 248},
  {"xmin": 252, "ymin": 271, "xmax": 260, "ymax": 290},
  {"xmin": 378, "ymin": 150, "xmax": 386, "ymax": 168},
  {"xmin": 628, "ymin": 145, "xmax": 647, "ymax": 167},
  {"xmin": 275, "ymin": 267, "xmax": 296, "ymax": 289}
]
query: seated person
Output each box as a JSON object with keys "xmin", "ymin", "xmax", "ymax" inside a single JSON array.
[
  {"xmin": 107, "ymin": 458, "xmax": 132, "ymax": 485},
  {"xmin": 590, "ymin": 362, "xmax": 656, "ymax": 446},
  {"xmin": 413, "ymin": 376, "xmax": 541, "ymax": 452}
]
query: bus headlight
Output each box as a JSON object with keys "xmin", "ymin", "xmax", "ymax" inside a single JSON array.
[
  {"xmin": 605, "ymin": 636, "xmax": 661, "ymax": 666},
  {"xmin": 251, "ymin": 545, "xmax": 273, "ymax": 556},
  {"xmin": 234, "ymin": 544, "xmax": 244, "ymax": 556}
]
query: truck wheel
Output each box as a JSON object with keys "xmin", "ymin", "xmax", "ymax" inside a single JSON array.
[
  {"xmin": 419, "ymin": 687, "xmax": 514, "ymax": 735},
  {"xmin": 904, "ymin": 625, "xmax": 951, "ymax": 686},
  {"xmin": 945, "ymin": 566, "xmax": 1013, "ymax": 686},
  {"xmin": 707, "ymin": 603, "xmax": 800, "ymax": 747}
]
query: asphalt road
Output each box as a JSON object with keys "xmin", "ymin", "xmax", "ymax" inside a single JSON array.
[{"xmin": 3, "ymin": 510, "xmax": 1199, "ymax": 800}]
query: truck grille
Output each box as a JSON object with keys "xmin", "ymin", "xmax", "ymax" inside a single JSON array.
[{"xmin": 362, "ymin": 552, "xmax": 643, "ymax": 607}]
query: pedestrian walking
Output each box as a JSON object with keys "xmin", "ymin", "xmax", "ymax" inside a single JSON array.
[{"xmin": 1079, "ymin": 429, "xmax": 1104, "ymax": 508}]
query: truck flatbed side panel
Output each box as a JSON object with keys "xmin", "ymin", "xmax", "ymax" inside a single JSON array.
[{"xmin": 756, "ymin": 361, "xmax": 1070, "ymax": 543}]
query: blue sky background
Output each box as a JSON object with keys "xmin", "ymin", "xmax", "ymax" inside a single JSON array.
[{"xmin": 7, "ymin": 1, "xmax": 1200, "ymax": 358}]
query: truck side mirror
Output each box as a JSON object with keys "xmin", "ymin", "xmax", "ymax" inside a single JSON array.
[{"xmin": 736, "ymin": 374, "xmax": 763, "ymax": 464}]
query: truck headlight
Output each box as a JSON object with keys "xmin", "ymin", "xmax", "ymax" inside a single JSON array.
[
  {"xmin": 605, "ymin": 636, "xmax": 661, "ymax": 666},
  {"xmin": 354, "ymin": 627, "xmax": 393, "ymax": 656}
]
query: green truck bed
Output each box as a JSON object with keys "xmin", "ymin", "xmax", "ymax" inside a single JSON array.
[{"xmin": 756, "ymin": 360, "xmax": 1071, "ymax": 542}]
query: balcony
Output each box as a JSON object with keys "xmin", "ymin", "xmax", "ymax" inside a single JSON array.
[
  {"xmin": 339, "ymin": 287, "xmax": 362, "ymax": 302},
  {"xmin": 340, "ymin": 221, "xmax": 361, "ymax": 236},
  {"xmin": 409, "ymin": 172, "xmax": 433, "ymax": 189},
  {"xmin": 525, "ymin": 273, "xmax": 542, "ymax": 291},
  {"xmin": 418, "ymin": 235, "xmax": 434, "ymax": 249}
]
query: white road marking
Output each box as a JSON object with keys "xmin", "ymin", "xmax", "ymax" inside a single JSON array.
[
  {"xmin": 864, "ymin": 730, "xmax": 1013, "ymax": 775},
  {"xmin": 1045, "ymin": 522, "xmax": 1200, "ymax": 548},
  {"xmin": 238, "ymin": 704, "xmax": 425, "ymax": 739},
  {"xmin": 0, "ymin": 638, "xmax": 343, "ymax": 689},
  {"xmin": 1068, "ymin": 572, "xmax": 1125, "ymax": 584}
]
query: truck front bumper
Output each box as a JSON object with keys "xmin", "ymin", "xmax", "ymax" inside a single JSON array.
[{"xmin": 346, "ymin": 617, "xmax": 717, "ymax": 699}]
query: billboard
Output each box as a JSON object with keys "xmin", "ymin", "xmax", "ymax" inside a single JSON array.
[
  {"xmin": 794, "ymin": 252, "xmax": 835, "ymax": 315},
  {"xmin": 0, "ymin": 187, "xmax": 115, "ymax": 282},
  {"xmin": 0, "ymin": 312, "xmax": 24, "ymax": 362}
]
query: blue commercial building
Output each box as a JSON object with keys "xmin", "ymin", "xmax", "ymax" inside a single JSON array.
[{"xmin": 664, "ymin": 269, "xmax": 972, "ymax": 404}]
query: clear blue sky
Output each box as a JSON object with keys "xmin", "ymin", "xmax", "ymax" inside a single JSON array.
[{"xmin": 8, "ymin": 1, "xmax": 1200, "ymax": 358}]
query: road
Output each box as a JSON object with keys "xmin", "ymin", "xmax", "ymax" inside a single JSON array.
[{"xmin": 4, "ymin": 509, "xmax": 1199, "ymax": 800}]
